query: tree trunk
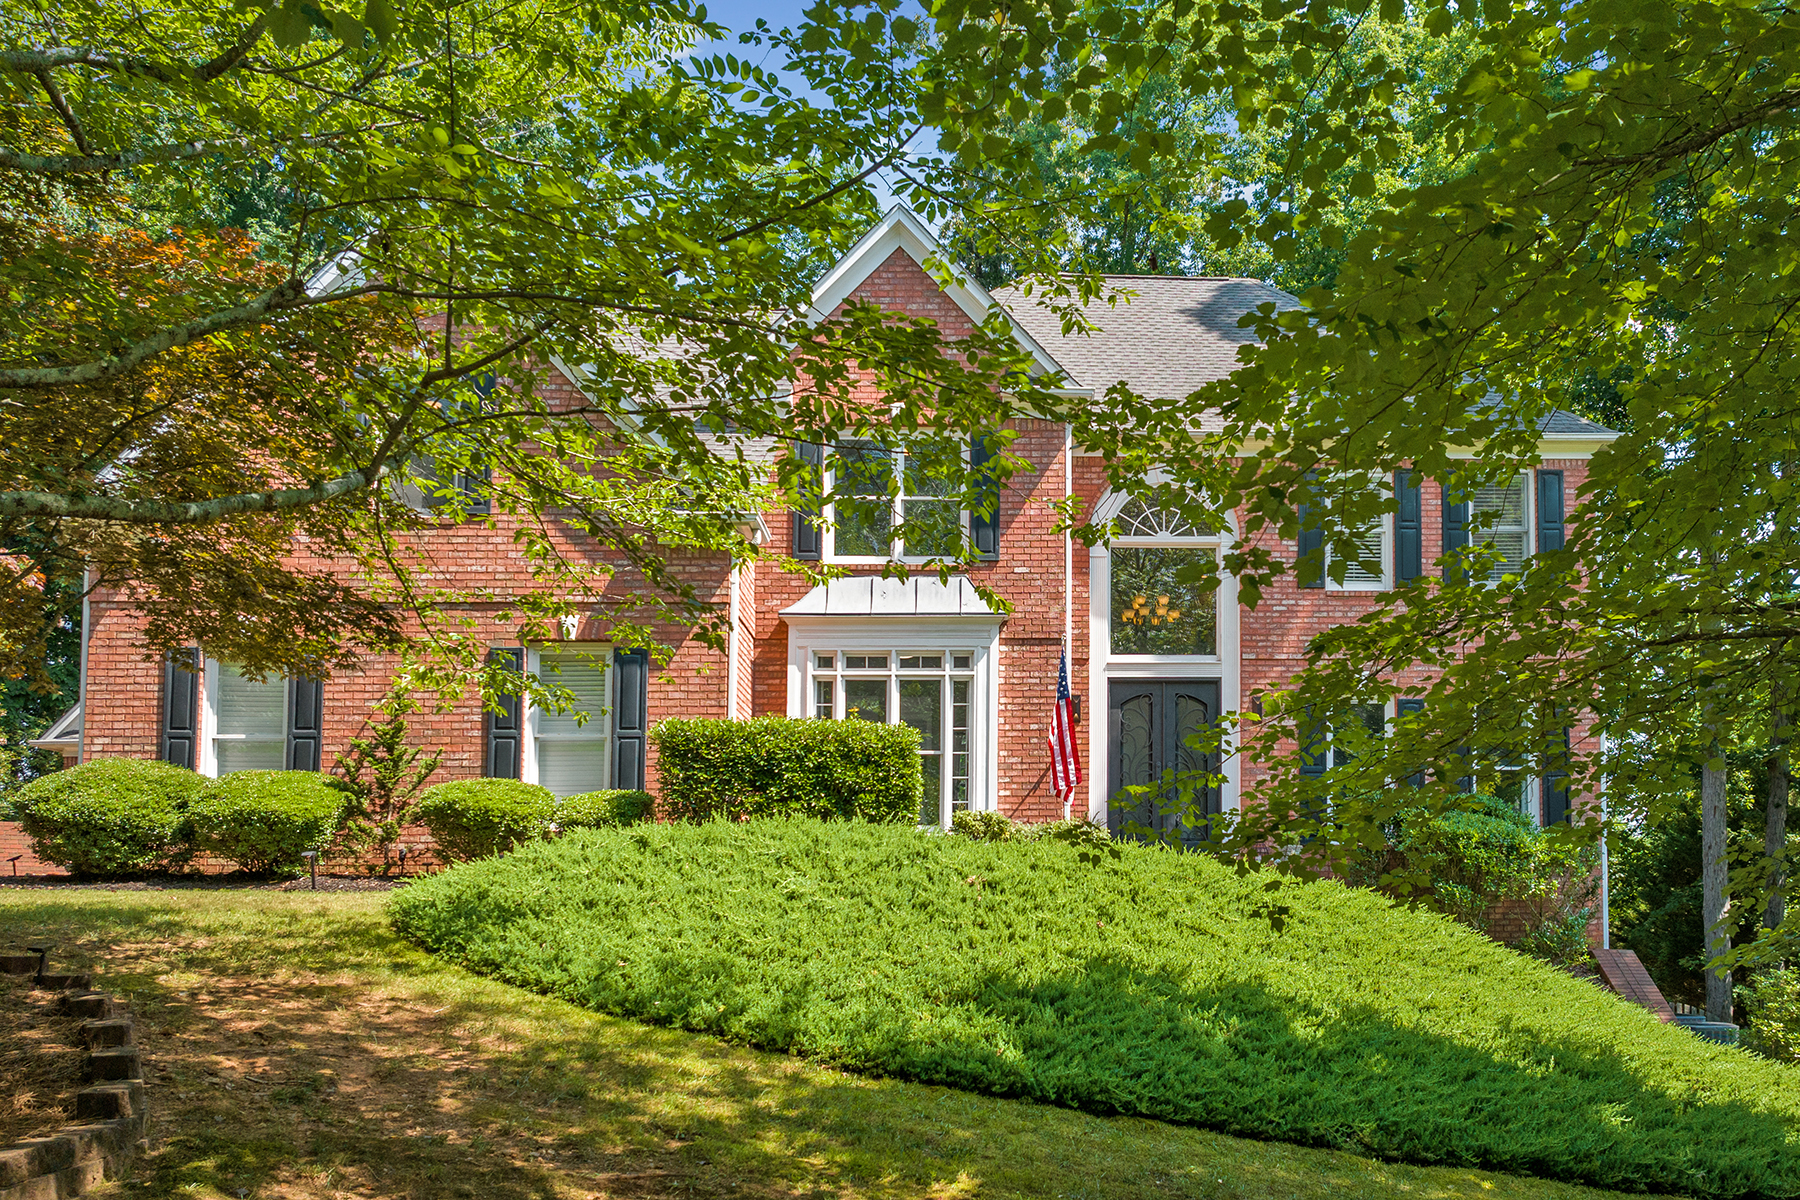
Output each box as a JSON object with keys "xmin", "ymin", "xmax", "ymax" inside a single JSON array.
[
  {"xmin": 1769, "ymin": 705, "xmax": 1790, "ymax": 933},
  {"xmin": 1702, "ymin": 748, "xmax": 1733, "ymax": 1022}
]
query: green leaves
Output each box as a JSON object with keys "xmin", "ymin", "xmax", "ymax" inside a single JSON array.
[{"xmin": 363, "ymin": 0, "xmax": 398, "ymax": 44}]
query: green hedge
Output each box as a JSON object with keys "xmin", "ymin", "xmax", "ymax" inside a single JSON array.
[
  {"xmin": 555, "ymin": 789, "xmax": 653, "ymax": 830},
  {"xmin": 416, "ymin": 778, "xmax": 555, "ymax": 861},
  {"xmin": 391, "ymin": 819, "xmax": 1800, "ymax": 1198},
  {"xmin": 11, "ymin": 757, "xmax": 204, "ymax": 875},
  {"xmin": 189, "ymin": 770, "xmax": 344, "ymax": 874},
  {"xmin": 653, "ymin": 717, "xmax": 921, "ymax": 823}
]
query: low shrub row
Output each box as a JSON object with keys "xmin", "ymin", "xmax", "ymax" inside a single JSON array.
[
  {"xmin": 390, "ymin": 818, "xmax": 1800, "ymax": 1198},
  {"xmin": 11, "ymin": 759, "xmax": 342, "ymax": 875},
  {"xmin": 415, "ymin": 780, "xmax": 652, "ymax": 861},
  {"xmin": 9, "ymin": 758, "xmax": 653, "ymax": 875}
]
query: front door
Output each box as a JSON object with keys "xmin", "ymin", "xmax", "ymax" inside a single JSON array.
[{"xmin": 1107, "ymin": 680, "xmax": 1222, "ymax": 845}]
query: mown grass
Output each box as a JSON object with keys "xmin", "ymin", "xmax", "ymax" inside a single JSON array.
[
  {"xmin": 390, "ymin": 819, "xmax": 1800, "ymax": 1199},
  {"xmin": 0, "ymin": 887, "xmax": 1645, "ymax": 1200}
]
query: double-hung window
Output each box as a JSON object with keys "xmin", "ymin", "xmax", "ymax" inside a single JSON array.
[
  {"xmin": 1470, "ymin": 475, "xmax": 1531, "ymax": 579},
  {"xmin": 811, "ymin": 649, "xmax": 976, "ymax": 826},
  {"xmin": 1297, "ymin": 474, "xmax": 1390, "ymax": 590},
  {"xmin": 210, "ymin": 665, "xmax": 287, "ymax": 773},
  {"xmin": 828, "ymin": 441, "xmax": 964, "ymax": 560},
  {"xmin": 528, "ymin": 648, "xmax": 611, "ymax": 798}
]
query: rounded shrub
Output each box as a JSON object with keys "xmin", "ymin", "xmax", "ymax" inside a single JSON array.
[
  {"xmin": 416, "ymin": 778, "xmax": 555, "ymax": 861},
  {"xmin": 11, "ymin": 757, "xmax": 204, "ymax": 876},
  {"xmin": 189, "ymin": 770, "xmax": 344, "ymax": 874},
  {"xmin": 555, "ymin": 789, "xmax": 653, "ymax": 831}
]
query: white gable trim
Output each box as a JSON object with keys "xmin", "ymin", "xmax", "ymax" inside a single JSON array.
[
  {"xmin": 28, "ymin": 701, "xmax": 82, "ymax": 752},
  {"xmin": 807, "ymin": 205, "xmax": 1075, "ymax": 383}
]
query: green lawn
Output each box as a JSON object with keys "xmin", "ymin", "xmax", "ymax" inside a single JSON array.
[{"xmin": 0, "ymin": 887, "xmax": 1645, "ymax": 1200}]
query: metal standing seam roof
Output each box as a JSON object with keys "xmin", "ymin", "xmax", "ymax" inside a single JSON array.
[{"xmin": 781, "ymin": 575, "xmax": 1002, "ymax": 617}]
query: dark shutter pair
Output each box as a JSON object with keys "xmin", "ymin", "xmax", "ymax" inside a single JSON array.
[
  {"xmin": 483, "ymin": 647, "xmax": 649, "ymax": 791},
  {"xmin": 158, "ymin": 652, "xmax": 323, "ymax": 771},
  {"xmin": 790, "ymin": 438, "xmax": 999, "ymax": 560},
  {"xmin": 1442, "ymin": 469, "xmax": 1564, "ymax": 579},
  {"xmin": 1297, "ymin": 469, "xmax": 1423, "ymax": 588}
]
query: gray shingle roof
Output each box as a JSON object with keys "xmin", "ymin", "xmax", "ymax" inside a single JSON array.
[
  {"xmin": 994, "ymin": 275, "xmax": 1301, "ymax": 399},
  {"xmin": 995, "ymin": 274, "xmax": 1619, "ymax": 440}
]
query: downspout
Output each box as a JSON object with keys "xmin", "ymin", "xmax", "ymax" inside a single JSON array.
[
  {"xmin": 1063, "ymin": 421, "xmax": 1074, "ymax": 821},
  {"xmin": 1599, "ymin": 733, "xmax": 1611, "ymax": 949},
  {"xmin": 726, "ymin": 563, "xmax": 741, "ymax": 721},
  {"xmin": 76, "ymin": 569, "xmax": 91, "ymax": 764}
]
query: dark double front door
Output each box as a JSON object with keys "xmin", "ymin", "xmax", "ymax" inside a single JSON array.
[{"xmin": 1106, "ymin": 680, "xmax": 1222, "ymax": 845}]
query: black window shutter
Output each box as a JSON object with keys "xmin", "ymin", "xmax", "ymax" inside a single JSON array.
[
  {"xmin": 458, "ymin": 464, "xmax": 492, "ymax": 516},
  {"xmin": 612, "ymin": 648, "xmax": 649, "ymax": 791},
  {"xmin": 286, "ymin": 676, "xmax": 325, "ymax": 771},
  {"xmin": 792, "ymin": 442, "xmax": 822, "ymax": 560},
  {"xmin": 1296, "ymin": 470, "xmax": 1324, "ymax": 589},
  {"xmin": 1298, "ymin": 708, "xmax": 1328, "ymax": 776},
  {"xmin": 969, "ymin": 435, "xmax": 1000, "ymax": 559},
  {"xmin": 1396, "ymin": 697, "xmax": 1426, "ymax": 786},
  {"xmin": 1536, "ymin": 469, "xmax": 1565, "ymax": 554},
  {"xmin": 160, "ymin": 648, "xmax": 200, "ymax": 769},
  {"xmin": 1442, "ymin": 488, "xmax": 1469, "ymax": 581},
  {"xmin": 484, "ymin": 647, "xmax": 524, "ymax": 779},
  {"xmin": 1395, "ymin": 468, "xmax": 1422, "ymax": 582},
  {"xmin": 1543, "ymin": 727, "xmax": 1572, "ymax": 824}
]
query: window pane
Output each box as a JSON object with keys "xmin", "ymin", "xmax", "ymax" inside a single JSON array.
[
  {"xmin": 897, "ymin": 655, "xmax": 943, "ymax": 669},
  {"xmin": 951, "ymin": 653, "xmax": 972, "ymax": 670},
  {"xmin": 1338, "ymin": 521, "xmax": 1385, "ymax": 585},
  {"xmin": 538, "ymin": 740, "xmax": 608, "ymax": 799},
  {"xmin": 1474, "ymin": 476, "xmax": 1529, "ymax": 579},
  {"xmin": 900, "ymin": 679, "xmax": 942, "ymax": 752},
  {"xmin": 815, "ymin": 652, "xmax": 835, "ymax": 669},
  {"xmin": 217, "ymin": 740, "xmax": 286, "ymax": 773},
  {"xmin": 1110, "ymin": 548, "xmax": 1218, "ymax": 655},
  {"xmin": 951, "ymin": 679, "xmax": 970, "ymax": 813},
  {"xmin": 535, "ymin": 653, "xmax": 608, "ymax": 735},
  {"xmin": 920, "ymin": 752, "xmax": 942, "ymax": 826},
  {"xmin": 216, "ymin": 669, "xmax": 285, "ymax": 738},
  {"xmin": 835, "ymin": 443, "xmax": 893, "ymax": 556},
  {"xmin": 814, "ymin": 679, "xmax": 834, "ymax": 719},
  {"xmin": 844, "ymin": 654, "xmax": 887, "ymax": 670},
  {"xmin": 844, "ymin": 679, "xmax": 887, "ymax": 722},
  {"xmin": 902, "ymin": 498, "xmax": 961, "ymax": 557}
]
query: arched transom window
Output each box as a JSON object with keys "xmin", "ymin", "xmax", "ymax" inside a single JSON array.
[{"xmin": 1107, "ymin": 496, "xmax": 1222, "ymax": 658}]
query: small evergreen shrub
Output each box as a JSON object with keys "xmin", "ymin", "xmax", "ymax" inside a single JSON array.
[
  {"xmin": 391, "ymin": 818, "xmax": 1800, "ymax": 1197},
  {"xmin": 190, "ymin": 771, "xmax": 344, "ymax": 874},
  {"xmin": 951, "ymin": 810, "xmax": 1018, "ymax": 841},
  {"xmin": 556, "ymin": 789, "xmax": 654, "ymax": 830},
  {"xmin": 416, "ymin": 778, "xmax": 555, "ymax": 861},
  {"xmin": 654, "ymin": 717, "xmax": 921, "ymax": 823},
  {"xmin": 1742, "ymin": 967, "xmax": 1800, "ymax": 1063},
  {"xmin": 330, "ymin": 692, "xmax": 442, "ymax": 871},
  {"xmin": 11, "ymin": 757, "xmax": 203, "ymax": 875}
]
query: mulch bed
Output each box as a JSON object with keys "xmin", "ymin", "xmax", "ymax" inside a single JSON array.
[
  {"xmin": 0, "ymin": 973, "xmax": 88, "ymax": 1145},
  {"xmin": 0, "ymin": 874, "xmax": 417, "ymax": 893}
]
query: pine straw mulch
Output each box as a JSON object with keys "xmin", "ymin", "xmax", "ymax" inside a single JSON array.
[{"xmin": 0, "ymin": 973, "xmax": 88, "ymax": 1145}]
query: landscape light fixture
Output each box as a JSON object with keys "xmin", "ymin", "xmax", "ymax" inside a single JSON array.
[
  {"xmin": 6, "ymin": 853, "xmax": 19, "ymax": 877},
  {"xmin": 301, "ymin": 850, "xmax": 318, "ymax": 890},
  {"xmin": 27, "ymin": 944, "xmax": 51, "ymax": 984},
  {"xmin": 397, "ymin": 846, "xmax": 409, "ymax": 876}
]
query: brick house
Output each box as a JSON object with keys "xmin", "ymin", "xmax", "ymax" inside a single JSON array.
[{"xmin": 31, "ymin": 205, "xmax": 1618, "ymax": 847}]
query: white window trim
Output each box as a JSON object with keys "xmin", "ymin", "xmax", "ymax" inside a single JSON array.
[
  {"xmin": 199, "ymin": 657, "xmax": 287, "ymax": 780},
  {"xmin": 522, "ymin": 644, "xmax": 614, "ymax": 795},
  {"xmin": 823, "ymin": 442, "xmax": 971, "ymax": 565},
  {"xmin": 784, "ymin": 619, "xmax": 1000, "ymax": 827},
  {"xmin": 1087, "ymin": 488, "xmax": 1242, "ymax": 824}
]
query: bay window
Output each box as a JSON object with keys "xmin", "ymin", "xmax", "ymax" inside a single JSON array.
[{"xmin": 810, "ymin": 649, "xmax": 978, "ymax": 826}]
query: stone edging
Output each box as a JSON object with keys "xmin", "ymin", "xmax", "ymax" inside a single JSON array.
[{"xmin": 0, "ymin": 955, "xmax": 148, "ymax": 1200}]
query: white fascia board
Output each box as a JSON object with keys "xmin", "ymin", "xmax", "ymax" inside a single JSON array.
[
  {"xmin": 28, "ymin": 701, "xmax": 82, "ymax": 751},
  {"xmin": 807, "ymin": 204, "xmax": 1073, "ymax": 383}
]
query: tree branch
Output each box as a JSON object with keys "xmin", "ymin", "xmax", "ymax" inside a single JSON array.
[
  {"xmin": 0, "ymin": 126, "xmax": 389, "ymax": 175},
  {"xmin": 0, "ymin": 470, "xmax": 377, "ymax": 525},
  {"xmin": 31, "ymin": 69, "xmax": 92, "ymax": 157},
  {"xmin": 0, "ymin": 14, "xmax": 270, "ymax": 84},
  {"xmin": 0, "ymin": 277, "xmax": 312, "ymax": 390}
]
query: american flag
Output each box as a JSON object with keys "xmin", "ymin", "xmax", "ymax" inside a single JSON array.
[{"xmin": 1048, "ymin": 648, "xmax": 1083, "ymax": 817}]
